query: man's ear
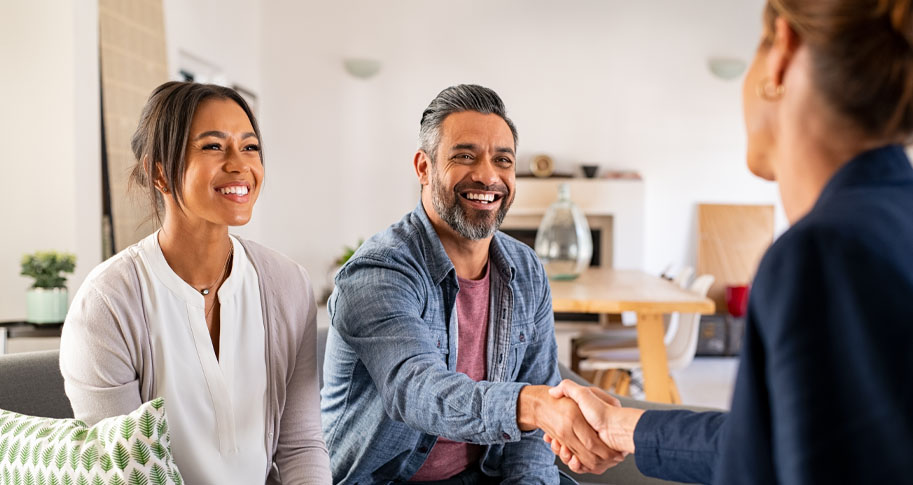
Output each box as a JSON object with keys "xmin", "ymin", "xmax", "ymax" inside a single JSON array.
[
  {"xmin": 414, "ymin": 150, "xmax": 432, "ymax": 186},
  {"xmin": 767, "ymin": 16, "xmax": 801, "ymax": 86}
]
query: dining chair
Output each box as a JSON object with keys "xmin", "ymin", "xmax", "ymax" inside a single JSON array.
[{"xmin": 573, "ymin": 274, "xmax": 715, "ymax": 402}]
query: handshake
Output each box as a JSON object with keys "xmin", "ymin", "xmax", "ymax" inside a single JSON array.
[{"xmin": 517, "ymin": 380, "xmax": 647, "ymax": 475}]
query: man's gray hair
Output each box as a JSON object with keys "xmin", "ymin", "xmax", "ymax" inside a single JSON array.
[{"xmin": 419, "ymin": 84, "xmax": 519, "ymax": 163}]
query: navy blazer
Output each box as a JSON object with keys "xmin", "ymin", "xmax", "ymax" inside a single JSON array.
[{"xmin": 632, "ymin": 145, "xmax": 913, "ymax": 484}]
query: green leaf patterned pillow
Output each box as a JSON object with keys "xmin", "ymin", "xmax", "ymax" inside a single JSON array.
[{"xmin": 0, "ymin": 398, "xmax": 183, "ymax": 485}]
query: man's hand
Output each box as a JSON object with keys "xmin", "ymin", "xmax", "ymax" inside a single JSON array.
[
  {"xmin": 542, "ymin": 380, "xmax": 645, "ymax": 474},
  {"xmin": 516, "ymin": 385, "xmax": 624, "ymax": 474}
]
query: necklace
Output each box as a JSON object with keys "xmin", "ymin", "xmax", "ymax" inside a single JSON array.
[
  {"xmin": 203, "ymin": 245, "xmax": 233, "ymax": 320},
  {"xmin": 199, "ymin": 244, "xmax": 234, "ymax": 296}
]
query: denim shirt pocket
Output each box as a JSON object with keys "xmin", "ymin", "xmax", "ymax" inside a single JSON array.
[{"xmin": 508, "ymin": 321, "xmax": 536, "ymax": 380}]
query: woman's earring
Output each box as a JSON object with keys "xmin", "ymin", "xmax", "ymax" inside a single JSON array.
[
  {"xmin": 159, "ymin": 185, "xmax": 169, "ymax": 193},
  {"xmin": 756, "ymin": 77, "xmax": 785, "ymax": 101}
]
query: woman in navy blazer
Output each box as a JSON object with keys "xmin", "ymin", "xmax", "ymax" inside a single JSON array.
[{"xmin": 546, "ymin": 1, "xmax": 913, "ymax": 483}]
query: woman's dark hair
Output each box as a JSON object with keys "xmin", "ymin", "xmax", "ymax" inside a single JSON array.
[
  {"xmin": 763, "ymin": 0, "xmax": 913, "ymax": 143},
  {"xmin": 129, "ymin": 81, "xmax": 262, "ymax": 225}
]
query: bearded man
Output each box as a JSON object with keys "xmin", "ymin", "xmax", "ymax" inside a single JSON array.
[{"xmin": 321, "ymin": 85, "xmax": 617, "ymax": 485}]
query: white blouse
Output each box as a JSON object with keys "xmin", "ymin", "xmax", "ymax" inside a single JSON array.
[{"xmin": 136, "ymin": 232, "xmax": 268, "ymax": 483}]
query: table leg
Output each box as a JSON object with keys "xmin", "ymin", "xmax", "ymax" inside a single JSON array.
[{"xmin": 636, "ymin": 312, "xmax": 675, "ymax": 403}]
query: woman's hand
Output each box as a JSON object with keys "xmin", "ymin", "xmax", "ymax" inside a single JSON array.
[{"xmin": 542, "ymin": 379, "xmax": 644, "ymax": 475}]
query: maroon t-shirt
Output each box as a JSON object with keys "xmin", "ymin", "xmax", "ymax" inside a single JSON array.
[{"xmin": 410, "ymin": 263, "xmax": 490, "ymax": 481}]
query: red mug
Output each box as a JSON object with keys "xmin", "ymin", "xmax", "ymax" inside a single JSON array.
[{"xmin": 725, "ymin": 285, "xmax": 750, "ymax": 317}]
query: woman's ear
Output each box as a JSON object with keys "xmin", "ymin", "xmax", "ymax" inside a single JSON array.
[
  {"xmin": 143, "ymin": 156, "xmax": 168, "ymax": 193},
  {"xmin": 766, "ymin": 16, "xmax": 801, "ymax": 86}
]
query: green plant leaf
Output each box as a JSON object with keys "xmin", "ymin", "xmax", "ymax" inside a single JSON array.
[
  {"xmin": 80, "ymin": 446, "xmax": 98, "ymax": 470},
  {"xmin": 31, "ymin": 441, "xmax": 42, "ymax": 465},
  {"xmin": 131, "ymin": 441, "xmax": 149, "ymax": 467},
  {"xmin": 69, "ymin": 443, "xmax": 80, "ymax": 470},
  {"xmin": 138, "ymin": 412, "xmax": 154, "ymax": 440},
  {"xmin": 106, "ymin": 425, "xmax": 117, "ymax": 444},
  {"xmin": 119, "ymin": 418, "xmax": 135, "ymax": 442},
  {"xmin": 61, "ymin": 471, "xmax": 72, "ymax": 485},
  {"xmin": 70, "ymin": 429, "xmax": 87, "ymax": 443},
  {"xmin": 0, "ymin": 436, "xmax": 9, "ymax": 460},
  {"xmin": 84, "ymin": 428, "xmax": 98, "ymax": 444},
  {"xmin": 25, "ymin": 420, "xmax": 43, "ymax": 438},
  {"xmin": 24, "ymin": 469, "xmax": 35, "ymax": 485},
  {"xmin": 168, "ymin": 466, "xmax": 182, "ymax": 485},
  {"xmin": 99, "ymin": 453, "xmax": 112, "ymax": 473},
  {"xmin": 37, "ymin": 469, "xmax": 47, "ymax": 485},
  {"xmin": 13, "ymin": 420, "xmax": 29, "ymax": 437},
  {"xmin": 13, "ymin": 467, "xmax": 21, "ymax": 485},
  {"xmin": 37, "ymin": 426, "xmax": 55, "ymax": 439},
  {"xmin": 112, "ymin": 443, "xmax": 130, "ymax": 471},
  {"xmin": 148, "ymin": 465, "xmax": 167, "ymax": 485},
  {"xmin": 127, "ymin": 470, "xmax": 147, "ymax": 485},
  {"xmin": 149, "ymin": 442, "xmax": 167, "ymax": 461},
  {"xmin": 8, "ymin": 440, "xmax": 21, "ymax": 463},
  {"xmin": 20, "ymin": 251, "xmax": 76, "ymax": 289},
  {"xmin": 19, "ymin": 440, "xmax": 31, "ymax": 463},
  {"xmin": 108, "ymin": 475, "xmax": 125, "ymax": 485},
  {"xmin": 92, "ymin": 476, "xmax": 104, "ymax": 485},
  {"xmin": 55, "ymin": 444, "xmax": 67, "ymax": 469},
  {"xmin": 48, "ymin": 471, "xmax": 59, "ymax": 485},
  {"xmin": 1, "ymin": 417, "xmax": 18, "ymax": 434},
  {"xmin": 155, "ymin": 418, "xmax": 167, "ymax": 440},
  {"xmin": 43, "ymin": 443, "xmax": 55, "ymax": 467},
  {"xmin": 149, "ymin": 399, "xmax": 163, "ymax": 411},
  {"xmin": 76, "ymin": 474, "xmax": 88, "ymax": 485}
]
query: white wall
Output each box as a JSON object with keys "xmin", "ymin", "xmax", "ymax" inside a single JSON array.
[
  {"xmin": 162, "ymin": 0, "xmax": 264, "ymax": 241},
  {"xmin": 0, "ymin": 1, "xmax": 101, "ymax": 320},
  {"xmin": 258, "ymin": 0, "xmax": 785, "ymax": 296}
]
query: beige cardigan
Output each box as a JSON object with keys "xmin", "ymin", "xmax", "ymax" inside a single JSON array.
[{"xmin": 60, "ymin": 237, "xmax": 331, "ymax": 484}]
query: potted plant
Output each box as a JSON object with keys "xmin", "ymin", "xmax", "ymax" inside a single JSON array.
[
  {"xmin": 20, "ymin": 251, "xmax": 76, "ymax": 324},
  {"xmin": 321, "ymin": 239, "xmax": 363, "ymax": 303}
]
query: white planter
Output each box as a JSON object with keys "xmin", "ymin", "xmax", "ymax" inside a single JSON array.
[{"xmin": 26, "ymin": 287, "xmax": 68, "ymax": 324}]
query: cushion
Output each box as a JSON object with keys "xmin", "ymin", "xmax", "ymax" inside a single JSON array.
[{"xmin": 0, "ymin": 397, "xmax": 183, "ymax": 485}]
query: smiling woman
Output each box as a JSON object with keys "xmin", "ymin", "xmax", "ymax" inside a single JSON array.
[{"xmin": 59, "ymin": 82, "xmax": 331, "ymax": 484}]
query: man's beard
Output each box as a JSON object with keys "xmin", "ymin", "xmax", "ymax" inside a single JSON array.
[{"xmin": 430, "ymin": 170, "xmax": 512, "ymax": 241}]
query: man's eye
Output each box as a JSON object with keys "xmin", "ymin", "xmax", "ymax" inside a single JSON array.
[
  {"xmin": 497, "ymin": 157, "xmax": 514, "ymax": 165},
  {"xmin": 202, "ymin": 143, "xmax": 221, "ymax": 150},
  {"xmin": 454, "ymin": 154, "xmax": 474, "ymax": 161},
  {"xmin": 243, "ymin": 144, "xmax": 261, "ymax": 152}
]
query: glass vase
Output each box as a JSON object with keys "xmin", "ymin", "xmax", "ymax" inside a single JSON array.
[{"xmin": 535, "ymin": 183, "xmax": 593, "ymax": 280}]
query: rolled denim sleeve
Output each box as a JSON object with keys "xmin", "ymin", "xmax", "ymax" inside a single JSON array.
[
  {"xmin": 331, "ymin": 253, "xmax": 526, "ymax": 445},
  {"xmin": 499, "ymin": 275, "xmax": 563, "ymax": 484}
]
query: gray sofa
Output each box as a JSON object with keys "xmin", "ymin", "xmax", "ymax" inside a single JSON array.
[{"xmin": 1, "ymin": 335, "xmax": 703, "ymax": 484}]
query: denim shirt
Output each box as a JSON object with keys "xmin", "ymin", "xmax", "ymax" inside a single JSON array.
[{"xmin": 322, "ymin": 202, "xmax": 562, "ymax": 484}]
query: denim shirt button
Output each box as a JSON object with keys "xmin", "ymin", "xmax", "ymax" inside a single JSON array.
[
  {"xmin": 502, "ymin": 432, "xmax": 511, "ymax": 440},
  {"xmin": 519, "ymin": 333, "xmax": 525, "ymax": 342}
]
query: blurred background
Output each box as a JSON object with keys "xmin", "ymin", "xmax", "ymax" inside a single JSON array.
[{"xmin": 1, "ymin": 0, "xmax": 789, "ymax": 322}]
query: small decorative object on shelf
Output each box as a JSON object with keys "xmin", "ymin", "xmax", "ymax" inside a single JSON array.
[
  {"xmin": 534, "ymin": 183, "xmax": 593, "ymax": 280},
  {"xmin": 529, "ymin": 154, "xmax": 555, "ymax": 178},
  {"xmin": 20, "ymin": 251, "xmax": 76, "ymax": 324},
  {"xmin": 581, "ymin": 165, "xmax": 599, "ymax": 178}
]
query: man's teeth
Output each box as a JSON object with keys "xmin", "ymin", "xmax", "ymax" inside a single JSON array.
[
  {"xmin": 465, "ymin": 193, "xmax": 495, "ymax": 203},
  {"xmin": 218, "ymin": 186, "xmax": 249, "ymax": 195}
]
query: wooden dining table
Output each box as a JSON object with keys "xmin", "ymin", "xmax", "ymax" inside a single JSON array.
[{"xmin": 550, "ymin": 268, "xmax": 716, "ymax": 403}]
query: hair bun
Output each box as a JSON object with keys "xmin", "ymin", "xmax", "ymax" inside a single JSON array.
[{"xmin": 881, "ymin": 0, "xmax": 913, "ymax": 47}]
